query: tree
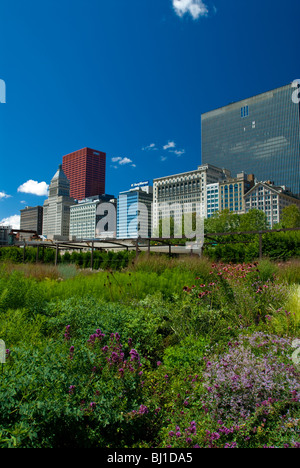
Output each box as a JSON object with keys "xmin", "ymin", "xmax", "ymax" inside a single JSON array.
[
  {"xmin": 205, "ymin": 209, "xmax": 240, "ymax": 234},
  {"xmin": 239, "ymin": 209, "xmax": 268, "ymax": 232},
  {"xmin": 279, "ymin": 204, "xmax": 300, "ymax": 228}
]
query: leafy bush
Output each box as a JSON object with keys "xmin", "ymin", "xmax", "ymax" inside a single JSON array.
[{"xmin": 0, "ymin": 261, "xmax": 299, "ymax": 448}]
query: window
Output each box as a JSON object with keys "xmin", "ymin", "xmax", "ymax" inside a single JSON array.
[{"xmin": 241, "ymin": 106, "xmax": 249, "ymax": 118}]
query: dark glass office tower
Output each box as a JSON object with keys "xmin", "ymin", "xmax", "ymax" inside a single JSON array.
[{"xmin": 201, "ymin": 83, "xmax": 300, "ymax": 195}]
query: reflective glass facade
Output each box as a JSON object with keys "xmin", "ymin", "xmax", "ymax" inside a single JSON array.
[
  {"xmin": 117, "ymin": 189, "xmax": 153, "ymax": 239},
  {"xmin": 201, "ymin": 84, "xmax": 300, "ymax": 195}
]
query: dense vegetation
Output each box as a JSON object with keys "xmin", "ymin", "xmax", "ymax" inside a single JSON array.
[{"xmin": 0, "ymin": 255, "xmax": 299, "ymax": 448}]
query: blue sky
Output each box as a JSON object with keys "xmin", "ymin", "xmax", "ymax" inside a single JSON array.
[{"xmin": 0, "ymin": 0, "xmax": 299, "ymax": 227}]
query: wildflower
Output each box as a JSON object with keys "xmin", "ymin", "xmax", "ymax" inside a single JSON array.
[
  {"xmin": 95, "ymin": 329, "xmax": 105, "ymax": 340},
  {"xmin": 138, "ymin": 405, "xmax": 149, "ymax": 415},
  {"xmin": 64, "ymin": 325, "xmax": 71, "ymax": 341},
  {"xmin": 129, "ymin": 349, "xmax": 140, "ymax": 363},
  {"xmin": 69, "ymin": 346, "xmax": 75, "ymax": 360}
]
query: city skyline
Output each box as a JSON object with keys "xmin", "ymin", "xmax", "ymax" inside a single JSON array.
[{"xmin": 1, "ymin": 0, "xmax": 300, "ymax": 228}]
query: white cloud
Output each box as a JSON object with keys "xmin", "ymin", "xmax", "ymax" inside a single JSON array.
[
  {"xmin": 119, "ymin": 157, "xmax": 133, "ymax": 165},
  {"xmin": 162, "ymin": 141, "xmax": 185, "ymax": 157},
  {"xmin": 0, "ymin": 215, "xmax": 20, "ymax": 230},
  {"xmin": 18, "ymin": 180, "xmax": 49, "ymax": 197},
  {"xmin": 142, "ymin": 143, "xmax": 158, "ymax": 151},
  {"xmin": 163, "ymin": 141, "xmax": 176, "ymax": 150},
  {"xmin": 0, "ymin": 191, "xmax": 11, "ymax": 200},
  {"xmin": 111, "ymin": 157, "xmax": 135, "ymax": 168},
  {"xmin": 172, "ymin": 0, "xmax": 209, "ymax": 19},
  {"xmin": 173, "ymin": 149, "xmax": 186, "ymax": 156}
]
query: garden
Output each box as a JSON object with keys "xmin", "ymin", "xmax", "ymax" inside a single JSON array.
[{"xmin": 0, "ymin": 253, "xmax": 299, "ymax": 448}]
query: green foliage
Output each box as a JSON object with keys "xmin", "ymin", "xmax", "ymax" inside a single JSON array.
[
  {"xmin": 0, "ymin": 260, "xmax": 299, "ymax": 448},
  {"xmin": 279, "ymin": 204, "xmax": 300, "ymax": 229},
  {"xmin": 0, "ymin": 247, "xmax": 135, "ymax": 271}
]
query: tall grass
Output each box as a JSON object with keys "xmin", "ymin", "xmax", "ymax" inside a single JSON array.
[{"xmin": 0, "ymin": 262, "xmax": 81, "ymax": 281}]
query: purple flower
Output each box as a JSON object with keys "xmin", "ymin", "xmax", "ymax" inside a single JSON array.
[
  {"xmin": 64, "ymin": 325, "xmax": 71, "ymax": 341},
  {"xmin": 138, "ymin": 405, "xmax": 149, "ymax": 415},
  {"xmin": 129, "ymin": 349, "xmax": 141, "ymax": 363},
  {"xmin": 69, "ymin": 346, "xmax": 75, "ymax": 360}
]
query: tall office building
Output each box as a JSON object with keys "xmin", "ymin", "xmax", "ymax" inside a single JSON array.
[
  {"xmin": 153, "ymin": 164, "xmax": 230, "ymax": 230},
  {"xmin": 70, "ymin": 194, "xmax": 116, "ymax": 240},
  {"xmin": 219, "ymin": 172, "xmax": 255, "ymax": 215},
  {"xmin": 20, "ymin": 206, "xmax": 43, "ymax": 235},
  {"xmin": 206, "ymin": 183, "xmax": 220, "ymax": 218},
  {"xmin": 62, "ymin": 147, "xmax": 106, "ymax": 201},
  {"xmin": 117, "ymin": 184, "xmax": 153, "ymax": 239},
  {"xmin": 43, "ymin": 165, "xmax": 75, "ymax": 240},
  {"xmin": 201, "ymin": 83, "xmax": 300, "ymax": 195}
]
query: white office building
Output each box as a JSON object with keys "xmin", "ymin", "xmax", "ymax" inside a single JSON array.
[
  {"xmin": 70, "ymin": 195, "xmax": 116, "ymax": 240},
  {"xmin": 244, "ymin": 182, "xmax": 300, "ymax": 228},
  {"xmin": 206, "ymin": 183, "xmax": 220, "ymax": 218},
  {"xmin": 42, "ymin": 165, "xmax": 75, "ymax": 240},
  {"xmin": 153, "ymin": 164, "xmax": 230, "ymax": 233}
]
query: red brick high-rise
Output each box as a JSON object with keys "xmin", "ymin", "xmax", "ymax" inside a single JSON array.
[{"xmin": 62, "ymin": 147, "xmax": 106, "ymax": 201}]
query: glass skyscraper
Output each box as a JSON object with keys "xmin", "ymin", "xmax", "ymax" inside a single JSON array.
[
  {"xmin": 117, "ymin": 186, "xmax": 153, "ymax": 239},
  {"xmin": 201, "ymin": 83, "xmax": 300, "ymax": 195}
]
